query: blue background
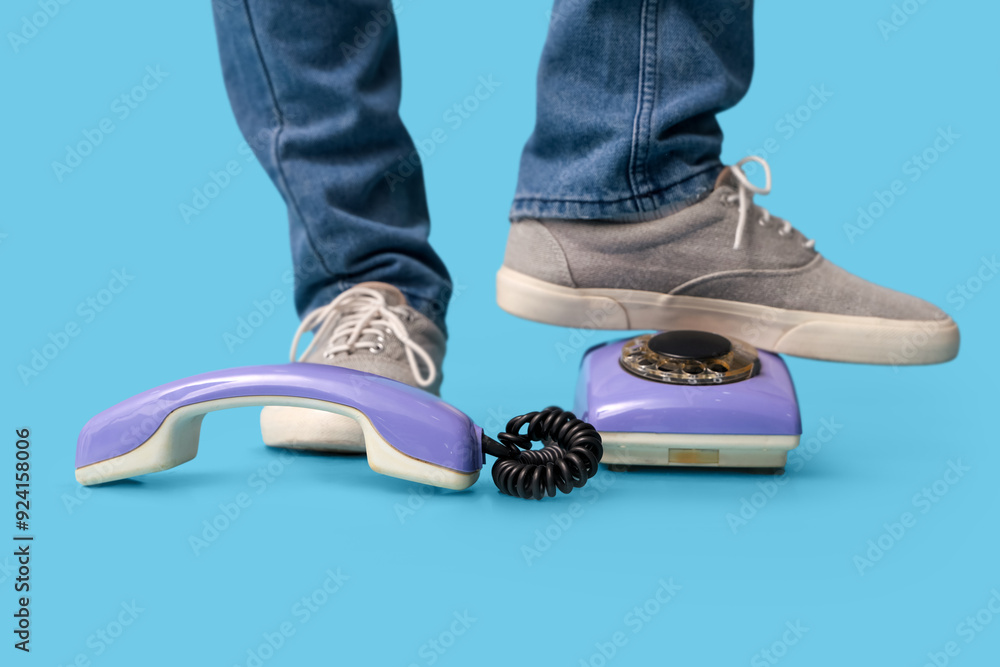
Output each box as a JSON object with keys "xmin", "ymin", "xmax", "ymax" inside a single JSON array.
[{"xmin": 4, "ymin": 1, "xmax": 999, "ymax": 665}]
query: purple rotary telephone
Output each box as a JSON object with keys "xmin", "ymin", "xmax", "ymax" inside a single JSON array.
[{"xmin": 77, "ymin": 330, "xmax": 802, "ymax": 498}]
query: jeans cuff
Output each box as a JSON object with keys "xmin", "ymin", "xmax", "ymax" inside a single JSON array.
[{"xmin": 510, "ymin": 165, "xmax": 722, "ymax": 223}]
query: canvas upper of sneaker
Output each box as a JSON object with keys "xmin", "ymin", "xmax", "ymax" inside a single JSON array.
[{"xmin": 502, "ymin": 158, "xmax": 948, "ymax": 322}]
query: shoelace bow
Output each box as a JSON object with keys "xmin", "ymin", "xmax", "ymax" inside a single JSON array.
[
  {"xmin": 727, "ymin": 156, "xmax": 815, "ymax": 251},
  {"xmin": 288, "ymin": 287, "xmax": 436, "ymax": 388}
]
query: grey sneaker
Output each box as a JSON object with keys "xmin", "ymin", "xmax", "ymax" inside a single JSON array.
[
  {"xmin": 497, "ymin": 157, "xmax": 959, "ymax": 365},
  {"xmin": 260, "ymin": 282, "xmax": 446, "ymax": 452}
]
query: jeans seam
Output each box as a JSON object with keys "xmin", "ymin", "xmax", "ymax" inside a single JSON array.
[
  {"xmin": 627, "ymin": 0, "xmax": 658, "ymax": 209},
  {"xmin": 638, "ymin": 0, "xmax": 659, "ymax": 203},
  {"xmin": 239, "ymin": 0, "xmax": 333, "ymax": 277}
]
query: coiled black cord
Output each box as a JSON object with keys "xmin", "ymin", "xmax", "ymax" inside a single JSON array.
[{"xmin": 480, "ymin": 407, "xmax": 603, "ymax": 500}]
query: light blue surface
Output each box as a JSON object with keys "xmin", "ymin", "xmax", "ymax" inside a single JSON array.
[{"xmin": 4, "ymin": 1, "xmax": 998, "ymax": 665}]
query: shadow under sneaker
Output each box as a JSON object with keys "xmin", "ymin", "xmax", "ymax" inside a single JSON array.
[
  {"xmin": 260, "ymin": 282, "xmax": 445, "ymax": 452},
  {"xmin": 497, "ymin": 157, "xmax": 959, "ymax": 365}
]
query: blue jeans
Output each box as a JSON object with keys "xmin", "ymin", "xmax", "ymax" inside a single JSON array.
[{"xmin": 212, "ymin": 0, "xmax": 754, "ymax": 332}]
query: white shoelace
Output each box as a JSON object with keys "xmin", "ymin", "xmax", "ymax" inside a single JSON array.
[
  {"xmin": 726, "ymin": 156, "xmax": 815, "ymax": 251},
  {"xmin": 288, "ymin": 286, "xmax": 437, "ymax": 388}
]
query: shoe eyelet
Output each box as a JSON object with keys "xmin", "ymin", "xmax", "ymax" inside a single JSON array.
[{"xmin": 369, "ymin": 342, "xmax": 384, "ymax": 353}]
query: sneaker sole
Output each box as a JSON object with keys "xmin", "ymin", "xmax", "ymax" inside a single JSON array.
[
  {"xmin": 496, "ymin": 266, "xmax": 960, "ymax": 365},
  {"xmin": 260, "ymin": 406, "xmax": 366, "ymax": 453}
]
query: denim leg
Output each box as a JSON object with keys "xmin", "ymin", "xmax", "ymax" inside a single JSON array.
[
  {"xmin": 512, "ymin": 0, "xmax": 754, "ymax": 222},
  {"xmin": 212, "ymin": 0, "xmax": 452, "ymax": 332}
]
